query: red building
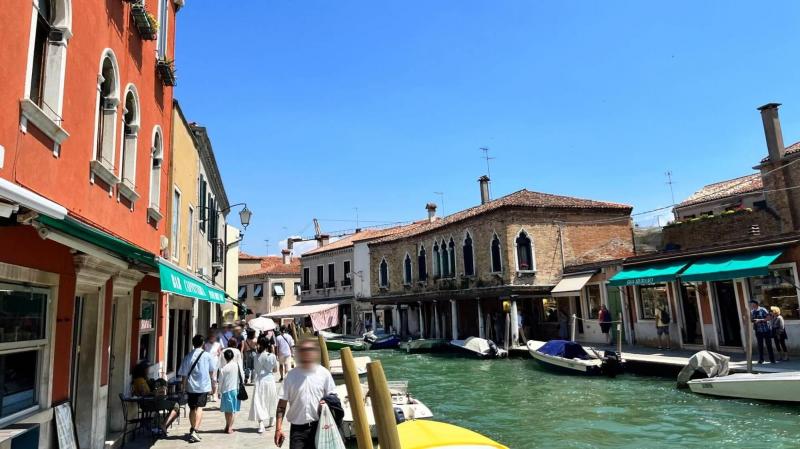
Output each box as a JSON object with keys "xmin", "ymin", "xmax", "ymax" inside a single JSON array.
[{"xmin": 0, "ymin": 1, "xmax": 180, "ymax": 447}]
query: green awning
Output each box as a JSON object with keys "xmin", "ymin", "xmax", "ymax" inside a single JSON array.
[
  {"xmin": 158, "ymin": 259, "xmax": 226, "ymax": 304},
  {"xmin": 680, "ymin": 249, "xmax": 783, "ymax": 282},
  {"xmin": 37, "ymin": 215, "xmax": 157, "ymax": 268},
  {"xmin": 608, "ymin": 260, "xmax": 689, "ymax": 286}
]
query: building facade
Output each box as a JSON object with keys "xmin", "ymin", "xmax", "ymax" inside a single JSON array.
[{"xmin": 238, "ymin": 251, "xmax": 301, "ymax": 319}]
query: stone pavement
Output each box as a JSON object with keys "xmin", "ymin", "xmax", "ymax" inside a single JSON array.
[{"xmin": 123, "ymin": 385, "xmax": 280, "ymax": 449}]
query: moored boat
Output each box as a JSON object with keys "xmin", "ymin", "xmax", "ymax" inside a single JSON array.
[
  {"xmin": 328, "ymin": 356, "xmax": 371, "ymax": 379},
  {"xmin": 687, "ymin": 372, "xmax": 800, "ymax": 402},
  {"xmin": 449, "ymin": 337, "xmax": 507, "ymax": 358},
  {"xmin": 337, "ymin": 381, "xmax": 434, "ymax": 439},
  {"xmin": 396, "ymin": 420, "xmax": 509, "ymax": 449},
  {"xmin": 325, "ymin": 337, "xmax": 369, "ymax": 351},
  {"xmin": 366, "ymin": 333, "xmax": 401, "ymax": 350},
  {"xmin": 528, "ymin": 339, "xmax": 622, "ymax": 376},
  {"xmin": 399, "ymin": 338, "xmax": 449, "ymax": 353}
]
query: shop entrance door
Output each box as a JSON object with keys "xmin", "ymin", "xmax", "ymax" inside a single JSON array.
[
  {"xmin": 714, "ymin": 281, "xmax": 742, "ymax": 347},
  {"xmin": 679, "ymin": 284, "xmax": 703, "ymax": 345},
  {"xmin": 606, "ymin": 287, "xmax": 624, "ymax": 344}
]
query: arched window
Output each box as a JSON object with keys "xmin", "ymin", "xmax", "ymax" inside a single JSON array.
[
  {"xmin": 379, "ymin": 258, "xmax": 389, "ymax": 288},
  {"xmin": 516, "ymin": 230, "xmax": 534, "ymax": 271},
  {"xmin": 490, "ymin": 233, "xmax": 502, "ymax": 273},
  {"xmin": 148, "ymin": 127, "xmax": 164, "ymax": 219},
  {"xmin": 119, "ymin": 86, "xmax": 140, "ymax": 201},
  {"xmin": 91, "ymin": 51, "xmax": 120, "ymax": 187},
  {"xmin": 418, "ymin": 245, "xmax": 427, "ymax": 281},
  {"xmin": 440, "ymin": 239, "xmax": 450, "ymax": 278},
  {"xmin": 463, "ymin": 233, "xmax": 475, "ymax": 276},
  {"xmin": 447, "ymin": 238, "xmax": 456, "ymax": 277},
  {"xmin": 22, "ymin": 0, "xmax": 72, "ymax": 147},
  {"xmin": 432, "ymin": 242, "xmax": 441, "ymax": 278},
  {"xmin": 404, "ymin": 254, "xmax": 412, "ymax": 285}
]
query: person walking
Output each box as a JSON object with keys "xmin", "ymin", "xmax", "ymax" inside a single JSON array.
[
  {"xmin": 172, "ymin": 334, "xmax": 215, "ymax": 443},
  {"xmin": 276, "ymin": 327, "xmax": 295, "ymax": 382},
  {"xmin": 249, "ymin": 336, "xmax": 279, "ymax": 433},
  {"xmin": 274, "ymin": 339, "xmax": 336, "ymax": 449},
  {"xmin": 770, "ymin": 306, "xmax": 789, "ymax": 362},
  {"xmin": 218, "ymin": 349, "xmax": 242, "ymax": 434},
  {"xmin": 750, "ymin": 300, "xmax": 776, "ymax": 364},
  {"xmin": 598, "ymin": 304, "xmax": 613, "ymax": 345},
  {"xmin": 241, "ymin": 329, "xmax": 258, "ymax": 384},
  {"xmin": 654, "ymin": 302, "xmax": 671, "ymax": 350},
  {"xmin": 204, "ymin": 332, "xmax": 222, "ymax": 401}
]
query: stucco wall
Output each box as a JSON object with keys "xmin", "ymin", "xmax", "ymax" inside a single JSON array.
[
  {"xmin": 301, "ymin": 247, "xmax": 354, "ymax": 301},
  {"xmin": 169, "ymin": 109, "xmax": 199, "ymax": 269}
]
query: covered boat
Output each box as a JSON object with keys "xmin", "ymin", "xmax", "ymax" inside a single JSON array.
[
  {"xmin": 396, "ymin": 420, "xmax": 508, "ymax": 449},
  {"xmin": 449, "ymin": 337, "xmax": 507, "ymax": 358},
  {"xmin": 529, "ymin": 340, "xmax": 622, "ymax": 376},
  {"xmin": 365, "ymin": 333, "xmax": 401, "ymax": 350},
  {"xmin": 336, "ymin": 381, "xmax": 433, "ymax": 439}
]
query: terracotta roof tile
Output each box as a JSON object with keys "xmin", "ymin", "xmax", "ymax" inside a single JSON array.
[
  {"xmin": 246, "ymin": 256, "xmax": 301, "ymax": 275},
  {"xmin": 676, "ymin": 173, "xmax": 763, "ymax": 208},
  {"xmin": 760, "ymin": 141, "xmax": 800, "ymax": 162},
  {"xmin": 371, "ymin": 189, "xmax": 632, "ymax": 244},
  {"xmin": 238, "ymin": 251, "xmax": 262, "ymax": 260},
  {"xmin": 302, "ymin": 221, "xmax": 428, "ymax": 256}
]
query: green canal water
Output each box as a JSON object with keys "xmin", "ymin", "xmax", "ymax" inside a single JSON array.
[{"xmin": 338, "ymin": 350, "xmax": 799, "ymax": 449}]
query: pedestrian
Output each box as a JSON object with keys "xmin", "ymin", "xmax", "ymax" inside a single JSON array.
[
  {"xmin": 221, "ymin": 337, "xmax": 244, "ymax": 372},
  {"xmin": 274, "ymin": 339, "xmax": 336, "ymax": 449},
  {"xmin": 750, "ymin": 300, "xmax": 775, "ymax": 364},
  {"xmin": 654, "ymin": 302, "xmax": 671, "ymax": 350},
  {"xmin": 204, "ymin": 332, "xmax": 222, "ymax": 401},
  {"xmin": 249, "ymin": 336, "xmax": 279, "ymax": 433},
  {"xmin": 170, "ymin": 334, "xmax": 215, "ymax": 443},
  {"xmin": 770, "ymin": 306, "xmax": 788, "ymax": 362},
  {"xmin": 218, "ymin": 349, "xmax": 242, "ymax": 434},
  {"xmin": 241, "ymin": 329, "xmax": 258, "ymax": 384},
  {"xmin": 276, "ymin": 326, "xmax": 295, "ymax": 382},
  {"xmin": 598, "ymin": 304, "xmax": 613, "ymax": 345},
  {"xmin": 558, "ymin": 308, "xmax": 569, "ymax": 340}
]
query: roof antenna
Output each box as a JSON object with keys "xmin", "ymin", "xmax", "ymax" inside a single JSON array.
[
  {"xmin": 665, "ymin": 170, "xmax": 676, "ymax": 205},
  {"xmin": 434, "ymin": 192, "xmax": 445, "ymax": 216},
  {"xmin": 264, "ymin": 239, "xmax": 270, "ymax": 255},
  {"xmin": 480, "ymin": 147, "xmax": 495, "ymax": 196}
]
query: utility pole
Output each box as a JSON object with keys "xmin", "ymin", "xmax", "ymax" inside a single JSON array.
[
  {"xmin": 434, "ymin": 192, "xmax": 444, "ymax": 215},
  {"xmin": 665, "ymin": 170, "xmax": 676, "ymax": 205}
]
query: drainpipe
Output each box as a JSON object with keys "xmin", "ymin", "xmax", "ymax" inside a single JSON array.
[{"xmin": 557, "ymin": 222, "xmax": 566, "ymax": 269}]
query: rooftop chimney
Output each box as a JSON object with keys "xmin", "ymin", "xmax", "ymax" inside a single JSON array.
[
  {"xmin": 316, "ymin": 234, "xmax": 330, "ymax": 248},
  {"xmin": 758, "ymin": 103, "xmax": 786, "ymax": 163},
  {"xmin": 425, "ymin": 202, "xmax": 437, "ymax": 222},
  {"xmin": 281, "ymin": 249, "xmax": 291, "ymax": 265},
  {"xmin": 478, "ymin": 175, "xmax": 491, "ymax": 204}
]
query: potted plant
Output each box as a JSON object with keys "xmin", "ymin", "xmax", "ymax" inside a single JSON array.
[
  {"xmin": 130, "ymin": 1, "xmax": 158, "ymax": 40},
  {"xmin": 157, "ymin": 58, "xmax": 177, "ymax": 86}
]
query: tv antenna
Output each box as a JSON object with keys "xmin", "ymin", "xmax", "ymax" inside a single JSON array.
[
  {"xmin": 434, "ymin": 192, "xmax": 445, "ymax": 215},
  {"xmin": 665, "ymin": 171, "xmax": 676, "ymax": 205},
  {"xmin": 480, "ymin": 147, "xmax": 495, "ymax": 179},
  {"xmin": 264, "ymin": 239, "xmax": 270, "ymax": 255}
]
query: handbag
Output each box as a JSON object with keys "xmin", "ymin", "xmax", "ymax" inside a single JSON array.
[{"xmin": 237, "ymin": 369, "xmax": 248, "ymax": 401}]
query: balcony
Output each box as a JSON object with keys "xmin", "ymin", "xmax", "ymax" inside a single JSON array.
[
  {"xmin": 301, "ymin": 284, "xmax": 311, "ymax": 292},
  {"xmin": 314, "ymin": 283, "xmax": 324, "ymax": 290},
  {"xmin": 341, "ymin": 278, "xmax": 352, "ymax": 287},
  {"xmin": 325, "ymin": 281, "xmax": 337, "ymax": 289}
]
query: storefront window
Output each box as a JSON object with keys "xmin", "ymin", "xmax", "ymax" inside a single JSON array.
[
  {"xmin": 139, "ymin": 300, "xmax": 157, "ymax": 363},
  {"xmin": 0, "ymin": 283, "xmax": 48, "ymax": 418},
  {"xmin": 638, "ymin": 284, "xmax": 667, "ymax": 320},
  {"xmin": 749, "ymin": 267, "xmax": 800, "ymax": 320},
  {"xmin": 585, "ymin": 285, "xmax": 602, "ymax": 319}
]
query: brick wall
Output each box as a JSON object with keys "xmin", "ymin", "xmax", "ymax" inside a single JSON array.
[{"xmin": 662, "ymin": 209, "xmax": 781, "ymax": 250}]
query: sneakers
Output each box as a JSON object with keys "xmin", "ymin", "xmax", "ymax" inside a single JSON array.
[
  {"xmin": 188, "ymin": 430, "xmax": 202, "ymax": 443},
  {"xmin": 258, "ymin": 423, "xmax": 265, "ymax": 434}
]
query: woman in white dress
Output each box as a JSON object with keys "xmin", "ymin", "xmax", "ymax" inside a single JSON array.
[{"xmin": 249, "ymin": 336, "xmax": 279, "ymax": 433}]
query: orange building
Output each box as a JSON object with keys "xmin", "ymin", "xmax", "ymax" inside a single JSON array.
[{"xmin": 0, "ymin": 1, "xmax": 182, "ymax": 448}]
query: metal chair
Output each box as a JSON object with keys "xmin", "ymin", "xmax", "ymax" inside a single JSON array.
[{"xmin": 119, "ymin": 394, "xmax": 152, "ymax": 447}]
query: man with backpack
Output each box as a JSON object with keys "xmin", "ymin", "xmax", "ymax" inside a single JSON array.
[{"xmin": 655, "ymin": 302, "xmax": 671, "ymax": 351}]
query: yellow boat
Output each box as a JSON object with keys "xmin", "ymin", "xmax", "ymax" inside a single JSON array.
[{"xmin": 396, "ymin": 420, "xmax": 509, "ymax": 449}]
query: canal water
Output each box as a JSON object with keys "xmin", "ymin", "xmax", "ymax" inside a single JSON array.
[{"xmin": 340, "ymin": 350, "xmax": 799, "ymax": 449}]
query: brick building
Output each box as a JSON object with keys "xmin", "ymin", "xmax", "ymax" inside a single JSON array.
[{"xmin": 365, "ymin": 177, "xmax": 633, "ymax": 345}]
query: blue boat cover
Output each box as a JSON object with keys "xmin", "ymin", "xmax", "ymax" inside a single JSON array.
[{"xmin": 538, "ymin": 340, "xmax": 591, "ymax": 360}]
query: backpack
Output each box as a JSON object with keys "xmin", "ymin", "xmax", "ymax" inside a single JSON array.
[{"xmin": 660, "ymin": 308, "xmax": 671, "ymax": 325}]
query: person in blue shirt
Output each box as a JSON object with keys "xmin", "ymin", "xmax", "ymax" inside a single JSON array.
[
  {"xmin": 750, "ymin": 300, "xmax": 776, "ymax": 364},
  {"xmin": 161, "ymin": 334, "xmax": 215, "ymax": 442}
]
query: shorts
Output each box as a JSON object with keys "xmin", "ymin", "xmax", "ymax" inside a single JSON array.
[
  {"xmin": 657, "ymin": 326, "xmax": 669, "ymax": 336},
  {"xmin": 600, "ymin": 323, "xmax": 612, "ymax": 334},
  {"xmin": 279, "ymin": 355, "xmax": 292, "ymax": 366},
  {"xmin": 186, "ymin": 392, "xmax": 209, "ymax": 409}
]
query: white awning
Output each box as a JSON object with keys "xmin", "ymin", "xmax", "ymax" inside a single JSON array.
[
  {"xmin": 264, "ymin": 300, "xmax": 344, "ymax": 318},
  {"xmin": 0, "ymin": 177, "xmax": 67, "ymax": 219},
  {"xmin": 272, "ymin": 284, "xmax": 285, "ymax": 296},
  {"xmin": 550, "ymin": 272, "xmax": 594, "ymax": 297}
]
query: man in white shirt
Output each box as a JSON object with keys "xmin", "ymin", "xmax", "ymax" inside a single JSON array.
[
  {"xmin": 175, "ymin": 334, "xmax": 215, "ymax": 443},
  {"xmin": 274, "ymin": 339, "xmax": 336, "ymax": 448},
  {"xmin": 275, "ymin": 327, "xmax": 295, "ymax": 381}
]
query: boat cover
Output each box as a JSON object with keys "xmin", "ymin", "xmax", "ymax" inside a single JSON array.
[
  {"xmin": 463, "ymin": 337, "xmax": 492, "ymax": 354},
  {"xmin": 676, "ymin": 350, "xmax": 730, "ymax": 387},
  {"xmin": 537, "ymin": 340, "xmax": 591, "ymax": 360}
]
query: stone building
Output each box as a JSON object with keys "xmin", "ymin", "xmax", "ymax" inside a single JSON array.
[
  {"xmin": 365, "ymin": 177, "xmax": 634, "ymax": 345},
  {"xmin": 238, "ymin": 251, "xmax": 302, "ymax": 318}
]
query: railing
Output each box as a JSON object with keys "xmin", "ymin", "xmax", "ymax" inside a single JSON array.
[
  {"xmin": 325, "ymin": 281, "xmax": 337, "ymax": 288},
  {"xmin": 314, "ymin": 283, "xmax": 324, "ymax": 290},
  {"xmin": 342, "ymin": 278, "xmax": 352, "ymax": 287},
  {"xmin": 301, "ymin": 284, "xmax": 311, "ymax": 292}
]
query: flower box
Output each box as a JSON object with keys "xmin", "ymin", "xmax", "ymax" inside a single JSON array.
[
  {"xmin": 156, "ymin": 59, "xmax": 177, "ymax": 86},
  {"xmin": 131, "ymin": 1, "xmax": 158, "ymax": 41}
]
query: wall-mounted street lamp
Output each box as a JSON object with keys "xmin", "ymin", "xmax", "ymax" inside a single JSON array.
[{"xmin": 199, "ymin": 202, "xmax": 253, "ymax": 230}]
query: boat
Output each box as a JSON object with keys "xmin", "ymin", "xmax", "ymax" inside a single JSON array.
[
  {"xmin": 396, "ymin": 420, "xmax": 509, "ymax": 449},
  {"xmin": 449, "ymin": 337, "xmax": 507, "ymax": 358},
  {"xmin": 336, "ymin": 381, "xmax": 434, "ymax": 439},
  {"xmin": 528, "ymin": 339, "xmax": 622, "ymax": 376},
  {"xmin": 363, "ymin": 332, "xmax": 401, "ymax": 350},
  {"xmin": 325, "ymin": 337, "xmax": 369, "ymax": 351},
  {"xmin": 399, "ymin": 338, "xmax": 449, "ymax": 353},
  {"xmin": 328, "ymin": 356, "xmax": 371, "ymax": 379},
  {"xmin": 679, "ymin": 350, "xmax": 800, "ymax": 402}
]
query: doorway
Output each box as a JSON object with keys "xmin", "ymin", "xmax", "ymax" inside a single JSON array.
[
  {"xmin": 679, "ymin": 284, "xmax": 703, "ymax": 345},
  {"xmin": 713, "ymin": 281, "xmax": 742, "ymax": 347},
  {"xmin": 605, "ymin": 287, "xmax": 624, "ymax": 344},
  {"xmin": 70, "ymin": 296, "xmax": 84, "ymax": 412}
]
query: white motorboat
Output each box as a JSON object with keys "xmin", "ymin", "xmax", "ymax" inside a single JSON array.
[
  {"xmin": 336, "ymin": 381, "xmax": 434, "ymax": 439},
  {"xmin": 328, "ymin": 356, "xmax": 371, "ymax": 379},
  {"xmin": 527, "ymin": 339, "xmax": 623, "ymax": 376},
  {"xmin": 688, "ymin": 372, "xmax": 800, "ymax": 402},
  {"xmin": 449, "ymin": 337, "xmax": 507, "ymax": 358},
  {"xmin": 399, "ymin": 338, "xmax": 448, "ymax": 353}
]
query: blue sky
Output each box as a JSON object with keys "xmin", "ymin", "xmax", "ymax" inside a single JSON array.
[{"xmin": 174, "ymin": 1, "xmax": 800, "ymax": 255}]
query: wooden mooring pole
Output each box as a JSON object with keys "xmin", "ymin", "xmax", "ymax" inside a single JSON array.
[
  {"xmin": 617, "ymin": 313, "xmax": 623, "ymax": 356},
  {"xmin": 341, "ymin": 348, "xmax": 373, "ymax": 449},
  {"xmin": 570, "ymin": 314, "xmax": 577, "ymax": 342},
  {"xmin": 366, "ymin": 361, "xmax": 402, "ymax": 449},
  {"xmin": 318, "ymin": 334, "xmax": 330, "ymax": 370}
]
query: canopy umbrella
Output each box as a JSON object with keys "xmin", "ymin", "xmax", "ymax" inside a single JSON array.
[{"xmin": 248, "ymin": 316, "xmax": 278, "ymax": 332}]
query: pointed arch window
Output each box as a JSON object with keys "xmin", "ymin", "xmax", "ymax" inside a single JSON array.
[
  {"xmin": 516, "ymin": 230, "xmax": 534, "ymax": 271},
  {"xmin": 432, "ymin": 242, "xmax": 441, "ymax": 278},
  {"xmin": 147, "ymin": 127, "xmax": 164, "ymax": 221},
  {"xmin": 490, "ymin": 233, "xmax": 502, "ymax": 273},
  {"xmin": 440, "ymin": 239, "xmax": 450, "ymax": 278},
  {"xmin": 90, "ymin": 51, "xmax": 121, "ymax": 187},
  {"xmin": 418, "ymin": 246, "xmax": 428, "ymax": 281},
  {"xmin": 463, "ymin": 233, "xmax": 475, "ymax": 276},
  {"xmin": 379, "ymin": 258, "xmax": 389, "ymax": 288},
  {"xmin": 118, "ymin": 86, "xmax": 140, "ymax": 202},
  {"xmin": 447, "ymin": 238, "xmax": 456, "ymax": 277},
  {"xmin": 404, "ymin": 254, "xmax": 412, "ymax": 285}
]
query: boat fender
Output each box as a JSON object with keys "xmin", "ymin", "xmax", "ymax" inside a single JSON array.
[{"xmin": 393, "ymin": 406, "xmax": 407, "ymax": 424}]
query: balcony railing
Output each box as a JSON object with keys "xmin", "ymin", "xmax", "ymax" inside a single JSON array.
[
  {"xmin": 314, "ymin": 283, "xmax": 324, "ymax": 290},
  {"xmin": 301, "ymin": 284, "xmax": 311, "ymax": 292},
  {"xmin": 342, "ymin": 278, "xmax": 352, "ymax": 287},
  {"xmin": 325, "ymin": 281, "xmax": 337, "ymax": 288}
]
